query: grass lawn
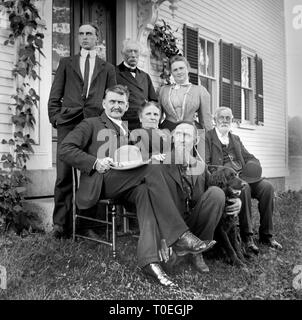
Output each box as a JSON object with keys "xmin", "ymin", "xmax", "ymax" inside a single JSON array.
[{"xmin": 0, "ymin": 190, "xmax": 302, "ymax": 300}]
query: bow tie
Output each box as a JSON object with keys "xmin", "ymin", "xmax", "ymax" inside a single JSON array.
[{"xmin": 123, "ymin": 65, "xmax": 137, "ymax": 73}]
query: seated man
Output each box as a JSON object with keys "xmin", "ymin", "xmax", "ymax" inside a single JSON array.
[
  {"xmin": 59, "ymin": 85, "xmax": 214, "ymax": 287},
  {"xmin": 142, "ymin": 121, "xmax": 242, "ymax": 273},
  {"xmin": 205, "ymin": 107, "xmax": 282, "ymax": 252}
]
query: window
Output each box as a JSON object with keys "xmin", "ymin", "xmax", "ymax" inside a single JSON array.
[
  {"xmin": 199, "ymin": 38, "xmax": 216, "ymax": 113},
  {"xmin": 183, "ymin": 25, "xmax": 218, "ymax": 114},
  {"xmin": 219, "ymin": 40, "xmax": 264, "ymax": 125},
  {"xmin": 183, "ymin": 26, "xmax": 264, "ymax": 125},
  {"xmin": 241, "ymin": 53, "xmax": 252, "ymax": 122}
]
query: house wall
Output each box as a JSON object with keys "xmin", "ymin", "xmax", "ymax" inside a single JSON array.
[
  {"xmin": 0, "ymin": 1, "xmax": 53, "ymax": 173},
  {"xmin": 0, "ymin": 12, "xmax": 15, "ymax": 159},
  {"xmin": 154, "ymin": 0, "xmax": 288, "ymax": 181}
]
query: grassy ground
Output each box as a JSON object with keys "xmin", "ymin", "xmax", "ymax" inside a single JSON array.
[{"xmin": 0, "ymin": 190, "xmax": 302, "ymax": 300}]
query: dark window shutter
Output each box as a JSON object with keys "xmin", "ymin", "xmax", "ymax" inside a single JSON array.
[
  {"xmin": 233, "ymin": 46, "xmax": 242, "ymax": 120},
  {"xmin": 184, "ymin": 24, "xmax": 198, "ymax": 84},
  {"xmin": 220, "ymin": 41, "xmax": 242, "ymax": 120},
  {"xmin": 255, "ymin": 55, "xmax": 264, "ymax": 124}
]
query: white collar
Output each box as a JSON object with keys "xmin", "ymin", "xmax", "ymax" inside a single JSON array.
[
  {"xmin": 123, "ymin": 61, "xmax": 137, "ymax": 71},
  {"xmin": 107, "ymin": 115, "xmax": 127, "ymax": 134},
  {"xmin": 173, "ymin": 81, "xmax": 191, "ymax": 90},
  {"xmin": 215, "ymin": 127, "xmax": 229, "ymax": 145},
  {"xmin": 80, "ymin": 48, "xmax": 97, "ymax": 58},
  {"xmin": 107, "ymin": 114, "xmax": 122, "ymax": 125}
]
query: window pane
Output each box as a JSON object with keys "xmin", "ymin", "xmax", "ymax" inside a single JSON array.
[
  {"xmin": 200, "ymin": 76, "xmax": 214, "ymax": 112},
  {"xmin": 199, "ymin": 38, "xmax": 206, "ymax": 75},
  {"xmin": 52, "ymin": 0, "xmax": 71, "ymax": 73},
  {"xmin": 241, "ymin": 54, "xmax": 250, "ymax": 88},
  {"xmin": 241, "ymin": 88, "xmax": 251, "ymax": 121},
  {"xmin": 207, "ymin": 41, "xmax": 214, "ymax": 77}
]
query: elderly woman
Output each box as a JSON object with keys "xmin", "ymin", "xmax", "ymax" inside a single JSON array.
[
  {"xmin": 158, "ymin": 55, "xmax": 213, "ymax": 132},
  {"xmin": 130, "ymin": 101, "xmax": 171, "ymax": 161}
]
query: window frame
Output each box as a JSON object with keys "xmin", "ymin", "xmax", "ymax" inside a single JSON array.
[{"xmin": 196, "ymin": 26, "xmax": 220, "ymax": 115}]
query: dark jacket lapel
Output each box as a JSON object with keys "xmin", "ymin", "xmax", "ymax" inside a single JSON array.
[
  {"xmin": 117, "ymin": 63, "xmax": 144, "ymax": 91},
  {"xmin": 71, "ymin": 54, "xmax": 83, "ymax": 82},
  {"xmin": 90, "ymin": 56, "xmax": 106, "ymax": 87}
]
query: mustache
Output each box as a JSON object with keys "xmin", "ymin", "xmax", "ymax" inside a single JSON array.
[{"xmin": 110, "ymin": 107, "xmax": 123, "ymax": 112}]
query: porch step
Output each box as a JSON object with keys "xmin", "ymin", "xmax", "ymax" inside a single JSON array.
[{"xmin": 23, "ymin": 198, "xmax": 54, "ymax": 233}]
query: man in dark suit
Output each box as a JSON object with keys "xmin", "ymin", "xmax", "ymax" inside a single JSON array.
[
  {"xmin": 151, "ymin": 121, "xmax": 241, "ymax": 273},
  {"xmin": 48, "ymin": 23, "xmax": 116, "ymax": 238},
  {"xmin": 59, "ymin": 85, "xmax": 214, "ymax": 287},
  {"xmin": 205, "ymin": 107, "xmax": 282, "ymax": 251},
  {"xmin": 116, "ymin": 39, "xmax": 157, "ymax": 130}
]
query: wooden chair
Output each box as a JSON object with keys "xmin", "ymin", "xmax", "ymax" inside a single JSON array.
[{"xmin": 72, "ymin": 168, "xmax": 137, "ymax": 258}]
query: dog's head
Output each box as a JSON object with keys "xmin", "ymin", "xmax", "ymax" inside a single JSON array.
[{"xmin": 208, "ymin": 166, "xmax": 247, "ymax": 197}]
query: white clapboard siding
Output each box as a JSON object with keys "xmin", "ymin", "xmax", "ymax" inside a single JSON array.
[
  {"xmin": 0, "ymin": 12, "xmax": 15, "ymax": 160},
  {"xmin": 156, "ymin": 0, "xmax": 287, "ymax": 178}
]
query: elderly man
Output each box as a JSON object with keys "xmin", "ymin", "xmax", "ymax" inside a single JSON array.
[
  {"xmin": 48, "ymin": 23, "xmax": 116, "ymax": 239},
  {"xmin": 116, "ymin": 39, "xmax": 157, "ymax": 130},
  {"xmin": 205, "ymin": 107, "xmax": 282, "ymax": 251},
  {"xmin": 59, "ymin": 85, "xmax": 214, "ymax": 287},
  {"xmin": 154, "ymin": 121, "xmax": 241, "ymax": 273}
]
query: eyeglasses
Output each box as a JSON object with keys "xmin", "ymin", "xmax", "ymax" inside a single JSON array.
[{"xmin": 217, "ymin": 116, "xmax": 232, "ymax": 122}]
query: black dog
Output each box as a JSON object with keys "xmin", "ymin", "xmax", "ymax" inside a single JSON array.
[{"xmin": 207, "ymin": 166, "xmax": 248, "ymax": 267}]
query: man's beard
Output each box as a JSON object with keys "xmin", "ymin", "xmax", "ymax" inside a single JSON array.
[
  {"xmin": 218, "ymin": 125, "xmax": 230, "ymax": 135},
  {"xmin": 174, "ymin": 145, "xmax": 191, "ymax": 165}
]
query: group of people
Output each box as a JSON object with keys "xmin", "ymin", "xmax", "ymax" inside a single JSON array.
[{"xmin": 48, "ymin": 23, "xmax": 282, "ymax": 287}]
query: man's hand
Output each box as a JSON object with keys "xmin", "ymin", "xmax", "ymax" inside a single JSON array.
[
  {"xmin": 225, "ymin": 198, "xmax": 242, "ymax": 216},
  {"xmin": 158, "ymin": 239, "xmax": 173, "ymax": 263},
  {"xmin": 95, "ymin": 157, "xmax": 114, "ymax": 173}
]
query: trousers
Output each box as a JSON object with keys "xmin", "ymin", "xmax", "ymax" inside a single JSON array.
[
  {"xmin": 239, "ymin": 179, "xmax": 274, "ymax": 239},
  {"xmin": 102, "ymin": 164, "xmax": 189, "ymax": 268}
]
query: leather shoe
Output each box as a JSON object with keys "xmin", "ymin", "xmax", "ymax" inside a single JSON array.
[
  {"xmin": 173, "ymin": 231, "xmax": 216, "ymax": 256},
  {"xmin": 259, "ymin": 237, "xmax": 282, "ymax": 250},
  {"xmin": 142, "ymin": 263, "xmax": 177, "ymax": 287},
  {"xmin": 244, "ymin": 236, "xmax": 259, "ymax": 255},
  {"xmin": 52, "ymin": 224, "xmax": 64, "ymax": 239},
  {"xmin": 191, "ymin": 254, "xmax": 209, "ymax": 273}
]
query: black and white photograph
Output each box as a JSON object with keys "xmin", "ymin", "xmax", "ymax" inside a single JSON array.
[{"xmin": 0, "ymin": 0, "xmax": 301, "ymax": 307}]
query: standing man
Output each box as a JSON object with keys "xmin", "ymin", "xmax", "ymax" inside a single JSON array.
[
  {"xmin": 205, "ymin": 107, "xmax": 282, "ymax": 252},
  {"xmin": 48, "ymin": 23, "xmax": 116, "ymax": 238},
  {"xmin": 116, "ymin": 39, "xmax": 157, "ymax": 130}
]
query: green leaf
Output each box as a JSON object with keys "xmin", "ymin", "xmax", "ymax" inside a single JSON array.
[
  {"xmin": 8, "ymin": 139, "xmax": 15, "ymax": 146},
  {"xmin": 1, "ymin": 139, "xmax": 7, "ymax": 144},
  {"xmin": 4, "ymin": 39, "xmax": 9, "ymax": 45}
]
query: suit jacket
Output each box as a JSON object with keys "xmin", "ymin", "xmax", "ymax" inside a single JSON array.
[
  {"xmin": 162, "ymin": 158, "xmax": 209, "ymax": 216},
  {"xmin": 48, "ymin": 54, "xmax": 117, "ymax": 127},
  {"xmin": 158, "ymin": 84, "xmax": 213, "ymax": 131},
  {"xmin": 205, "ymin": 128, "xmax": 259, "ymax": 169},
  {"xmin": 59, "ymin": 113, "xmax": 128, "ymax": 209},
  {"xmin": 116, "ymin": 63, "xmax": 157, "ymax": 123}
]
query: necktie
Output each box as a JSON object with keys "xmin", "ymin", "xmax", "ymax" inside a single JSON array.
[
  {"xmin": 178, "ymin": 165, "xmax": 193, "ymax": 214},
  {"xmin": 82, "ymin": 53, "xmax": 90, "ymax": 98}
]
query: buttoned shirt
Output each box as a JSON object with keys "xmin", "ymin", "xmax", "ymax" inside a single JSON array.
[
  {"xmin": 80, "ymin": 48, "xmax": 96, "ymax": 97},
  {"xmin": 107, "ymin": 115, "xmax": 127, "ymax": 136}
]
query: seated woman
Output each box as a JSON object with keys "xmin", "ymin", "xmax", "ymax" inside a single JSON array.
[{"xmin": 129, "ymin": 101, "xmax": 171, "ymax": 161}]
